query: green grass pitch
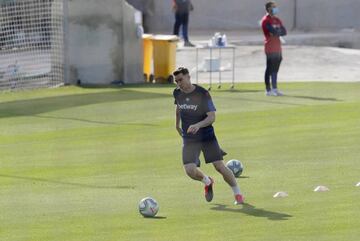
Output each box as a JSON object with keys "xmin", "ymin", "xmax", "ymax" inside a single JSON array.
[{"xmin": 0, "ymin": 82, "xmax": 359, "ymax": 241}]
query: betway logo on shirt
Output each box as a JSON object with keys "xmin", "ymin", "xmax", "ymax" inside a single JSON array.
[{"xmin": 178, "ymin": 103, "xmax": 198, "ymax": 111}]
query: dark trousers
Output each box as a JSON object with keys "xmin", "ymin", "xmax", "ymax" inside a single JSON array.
[
  {"xmin": 142, "ymin": 13, "xmax": 149, "ymax": 33},
  {"xmin": 265, "ymin": 52, "xmax": 282, "ymax": 91},
  {"xmin": 173, "ymin": 12, "xmax": 189, "ymax": 42}
]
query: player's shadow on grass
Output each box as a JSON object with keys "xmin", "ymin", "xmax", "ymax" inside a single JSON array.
[
  {"xmin": 0, "ymin": 174, "xmax": 135, "ymax": 190},
  {"xmin": 211, "ymin": 203, "xmax": 292, "ymax": 221},
  {"xmin": 0, "ymin": 89, "xmax": 171, "ymax": 119}
]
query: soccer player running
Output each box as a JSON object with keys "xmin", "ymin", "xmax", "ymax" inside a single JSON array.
[
  {"xmin": 173, "ymin": 67, "xmax": 244, "ymax": 205},
  {"xmin": 261, "ymin": 1, "xmax": 287, "ymax": 96}
]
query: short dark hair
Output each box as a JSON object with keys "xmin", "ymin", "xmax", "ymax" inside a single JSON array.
[
  {"xmin": 173, "ymin": 67, "xmax": 189, "ymax": 76},
  {"xmin": 265, "ymin": 1, "xmax": 275, "ymax": 12}
]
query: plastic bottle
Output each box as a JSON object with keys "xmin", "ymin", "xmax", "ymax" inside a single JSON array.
[{"xmin": 222, "ymin": 34, "xmax": 227, "ymax": 47}]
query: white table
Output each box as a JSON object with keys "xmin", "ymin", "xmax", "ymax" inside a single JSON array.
[{"xmin": 195, "ymin": 45, "xmax": 236, "ymax": 90}]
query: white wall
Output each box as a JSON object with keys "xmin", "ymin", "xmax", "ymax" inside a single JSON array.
[
  {"xmin": 192, "ymin": 0, "xmax": 294, "ymax": 30},
  {"xmin": 146, "ymin": 0, "xmax": 360, "ymax": 32},
  {"xmin": 147, "ymin": 0, "xmax": 294, "ymax": 32},
  {"xmin": 67, "ymin": 0, "xmax": 143, "ymax": 85},
  {"xmin": 296, "ymin": 0, "xmax": 360, "ymax": 30}
]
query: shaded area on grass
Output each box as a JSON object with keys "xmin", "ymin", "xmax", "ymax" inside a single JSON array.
[
  {"xmin": 237, "ymin": 176, "xmax": 250, "ymax": 179},
  {"xmin": 220, "ymin": 94, "xmax": 341, "ymax": 107},
  {"xmin": 0, "ymin": 89, "xmax": 171, "ymax": 119},
  {"xmin": 218, "ymin": 89, "xmax": 263, "ymax": 93},
  {"xmin": 0, "ymin": 174, "xmax": 135, "ymax": 190},
  {"xmin": 220, "ymin": 96, "xmax": 305, "ymax": 107},
  {"xmin": 142, "ymin": 216, "xmax": 167, "ymax": 220},
  {"xmin": 284, "ymin": 95, "xmax": 342, "ymax": 102},
  {"xmin": 211, "ymin": 203, "xmax": 292, "ymax": 221},
  {"xmin": 80, "ymin": 83, "xmax": 175, "ymax": 89},
  {"xmin": 32, "ymin": 114, "xmax": 158, "ymax": 127}
]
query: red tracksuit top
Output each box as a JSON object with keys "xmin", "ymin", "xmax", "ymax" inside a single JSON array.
[{"xmin": 261, "ymin": 14, "xmax": 284, "ymax": 54}]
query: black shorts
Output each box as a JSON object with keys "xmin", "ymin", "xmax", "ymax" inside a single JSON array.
[{"xmin": 182, "ymin": 137, "xmax": 223, "ymax": 165}]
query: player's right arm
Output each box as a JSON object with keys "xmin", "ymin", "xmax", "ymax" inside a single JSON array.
[
  {"xmin": 187, "ymin": 90, "xmax": 216, "ymax": 135},
  {"xmin": 175, "ymin": 105, "xmax": 182, "ymax": 137},
  {"xmin": 187, "ymin": 111, "xmax": 215, "ymax": 134}
]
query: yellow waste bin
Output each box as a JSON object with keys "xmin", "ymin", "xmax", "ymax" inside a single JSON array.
[
  {"xmin": 152, "ymin": 35, "xmax": 179, "ymax": 84},
  {"xmin": 142, "ymin": 34, "xmax": 154, "ymax": 82}
]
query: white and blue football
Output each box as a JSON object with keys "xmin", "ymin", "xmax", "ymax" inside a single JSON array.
[
  {"xmin": 138, "ymin": 197, "xmax": 159, "ymax": 217},
  {"xmin": 226, "ymin": 159, "xmax": 244, "ymax": 178}
]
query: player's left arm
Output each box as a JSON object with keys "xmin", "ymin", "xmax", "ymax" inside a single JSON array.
[
  {"xmin": 187, "ymin": 111, "xmax": 215, "ymax": 134},
  {"xmin": 187, "ymin": 91, "xmax": 216, "ymax": 134}
]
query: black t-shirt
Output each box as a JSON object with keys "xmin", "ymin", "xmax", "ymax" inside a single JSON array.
[{"xmin": 173, "ymin": 85, "xmax": 216, "ymax": 141}]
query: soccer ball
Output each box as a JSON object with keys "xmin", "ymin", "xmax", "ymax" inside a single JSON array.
[
  {"xmin": 138, "ymin": 197, "xmax": 159, "ymax": 217},
  {"xmin": 226, "ymin": 159, "xmax": 243, "ymax": 177}
]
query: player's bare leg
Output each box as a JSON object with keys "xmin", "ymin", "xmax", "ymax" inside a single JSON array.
[
  {"xmin": 184, "ymin": 163, "xmax": 206, "ymax": 181},
  {"xmin": 212, "ymin": 161, "xmax": 244, "ymax": 204},
  {"xmin": 184, "ymin": 163, "xmax": 214, "ymax": 202}
]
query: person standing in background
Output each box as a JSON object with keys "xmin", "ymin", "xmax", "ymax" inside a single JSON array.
[
  {"xmin": 261, "ymin": 1, "xmax": 287, "ymax": 96},
  {"xmin": 127, "ymin": 0, "xmax": 154, "ymax": 33},
  {"xmin": 172, "ymin": 0, "xmax": 195, "ymax": 47}
]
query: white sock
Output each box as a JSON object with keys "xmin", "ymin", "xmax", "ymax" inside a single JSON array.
[
  {"xmin": 202, "ymin": 176, "xmax": 212, "ymax": 186},
  {"xmin": 231, "ymin": 185, "xmax": 241, "ymax": 195}
]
